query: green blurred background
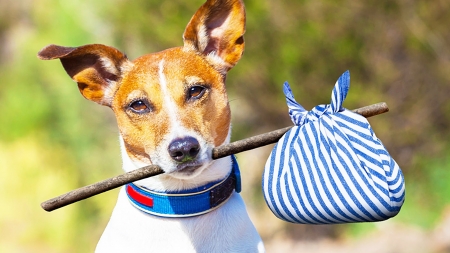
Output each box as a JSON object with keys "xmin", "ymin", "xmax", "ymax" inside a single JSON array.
[{"xmin": 1, "ymin": 0, "xmax": 449, "ymax": 252}]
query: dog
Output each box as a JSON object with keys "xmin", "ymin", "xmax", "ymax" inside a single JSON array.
[{"xmin": 38, "ymin": 0, "xmax": 264, "ymax": 252}]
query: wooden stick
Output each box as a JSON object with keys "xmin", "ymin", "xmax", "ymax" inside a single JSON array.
[
  {"xmin": 41, "ymin": 165, "xmax": 164, "ymax": 212},
  {"xmin": 212, "ymin": 102, "xmax": 389, "ymax": 159},
  {"xmin": 41, "ymin": 102, "xmax": 388, "ymax": 212}
]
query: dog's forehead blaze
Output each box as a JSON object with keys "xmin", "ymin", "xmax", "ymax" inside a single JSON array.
[
  {"xmin": 159, "ymin": 49, "xmax": 231, "ymax": 146},
  {"xmin": 112, "ymin": 47, "xmax": 231, "ymax": 161},
  {"xmin": 158, "ymin": 48, "xmax": 231, "ymax": 147}
]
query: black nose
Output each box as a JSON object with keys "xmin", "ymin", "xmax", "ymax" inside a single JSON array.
[{"xmin": 168, "ymin": 137, "xmax": 200, "ymax": 163}]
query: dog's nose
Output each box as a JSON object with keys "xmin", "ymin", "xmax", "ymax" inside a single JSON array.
[{"xmin": 168, "ymin": 137, "xmax": 200, "ymax": 163}]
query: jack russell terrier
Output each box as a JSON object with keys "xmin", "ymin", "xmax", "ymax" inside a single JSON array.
[{"xmin": 38, "ymin": 0, "xmax": 265, "ymax": 252}]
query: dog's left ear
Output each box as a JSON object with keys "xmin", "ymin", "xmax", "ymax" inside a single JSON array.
[
  {"xmin": 183, "ymin": 0, "xmax": 246, "ymax": 74},
  {"xmin": 38, "ymin": 44, "xmax": 132, "ymax": 106}
]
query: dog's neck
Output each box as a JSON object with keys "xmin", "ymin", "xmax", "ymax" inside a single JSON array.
[
  {"xmin": 125, "ymin": 156, "xmax": 240, "ymax": 217},
  {"xmin": 118, "ymin": 133, "xmax": 232, "ymax": 193}
]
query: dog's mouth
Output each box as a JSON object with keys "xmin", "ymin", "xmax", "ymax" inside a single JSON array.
[
  {"xmin": 175, "ymin": 165, "xmax": 201, "ymax": 175},
  {"xmin": 176, "ymin": 161, "xmax": 202, "ymax": 174},
  {"xmin": 169, "ymin": 158, "xmax": 210, "ymax": 178}
]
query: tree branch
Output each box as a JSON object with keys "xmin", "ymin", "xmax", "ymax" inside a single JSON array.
[{"xmin": 41, "ymin": 102, "xmax": 388, "ymax": 212}]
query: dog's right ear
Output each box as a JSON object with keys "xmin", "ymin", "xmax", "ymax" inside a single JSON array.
[
  {"xmin": 38, "ymin": 44, "xmax": 133, "ymax": 106},
  {"xmin": 183, "ymin": 0, "xmax": 246, "ymax": 74}
]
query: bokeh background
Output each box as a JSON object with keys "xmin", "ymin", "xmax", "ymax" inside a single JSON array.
[{"xmin": 1, "ymin": 0, "xmax": 450, "ymax": 252}]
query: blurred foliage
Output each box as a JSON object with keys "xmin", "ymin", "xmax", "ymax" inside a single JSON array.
[{"xmin": 0, "ymin": 0, "xmax": 449, "ymax": 252}]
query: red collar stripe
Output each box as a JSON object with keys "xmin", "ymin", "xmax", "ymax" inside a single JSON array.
[{"xmin": 126, "ymin": 184, "xmax": 154, "ymax": 208}]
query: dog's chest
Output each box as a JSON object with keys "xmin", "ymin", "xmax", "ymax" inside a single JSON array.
[
  {"xmin": 96, "ymin": 189, "xmax": 195, "ymax": 252},
  {"xmin": 96, "ymin": 188, "xmax": 263, "ymax": 253}
]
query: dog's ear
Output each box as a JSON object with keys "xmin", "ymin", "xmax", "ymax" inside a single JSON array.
[
  {"xmin": 37, "ymin": 44, "xmax": 132, "ymax": 106},
  {"xmin": 183, "ymin": 0, "xmax": 246, "ymax": 74}
]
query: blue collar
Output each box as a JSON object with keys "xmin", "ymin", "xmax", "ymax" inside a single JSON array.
[{"xmin": 126, "ymin": 156, "xmax": 242, "ymax": 218}]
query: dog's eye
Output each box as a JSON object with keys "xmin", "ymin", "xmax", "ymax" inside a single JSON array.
[
  {"xmin": 129, "ymin": 100, "xmax": 149, "ymax": 113},
  {"xmin": 188, "ymin": 86, "xmax": 206, "ymax": 100}
]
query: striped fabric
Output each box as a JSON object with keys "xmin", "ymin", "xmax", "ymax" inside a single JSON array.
[{"xmin": 262, "ymin": 71, "xmax": 405, "ymax": 224}]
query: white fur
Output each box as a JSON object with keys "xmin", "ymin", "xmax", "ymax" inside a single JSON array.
[
  {"xmin": 97, "ymin": 136, "xmax": 265, "ymax": 252},
  {"xmin": 96, "ymin": 187, "xmax": 264, "ymax": 252}
]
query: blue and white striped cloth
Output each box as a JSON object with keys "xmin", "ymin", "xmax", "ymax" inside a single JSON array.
[{"xmin": 262, "ymin": 71, "xmax": 405, "ymax": 224}]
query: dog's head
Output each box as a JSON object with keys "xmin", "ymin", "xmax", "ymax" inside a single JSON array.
[{"xmin": 38, "ymin": 0, "xmax": 245, "ymax": 187}]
